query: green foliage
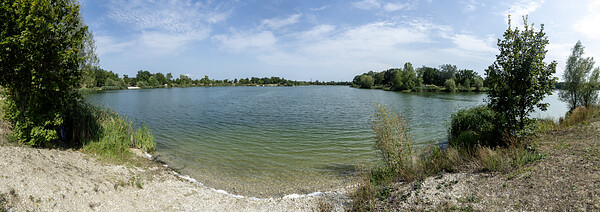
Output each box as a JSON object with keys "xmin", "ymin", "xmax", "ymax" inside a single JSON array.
[
  {"xmin": 485, "ymin": 16, "xmax": 557, "ymax": 135},
  {"xmin": 147, "ymin": 76, "xmax": 158, "ymax": 87},
  {"xmin": 558, "ymin": 41, "xmax": 599, "ymax": 110},
  {"xmin": 82, "ymin": 106, "xmax": 156, "ymax": 161},
  {"xmin": 83, "ymin": 110, "xmax": 133, "ymax": 159},
  {"xmin": 371, "ymin": 105, "xmax": 414, "ymax": 179},
  {"xmin": 0, "ymin": 0, "xmax": 90, "ymax": 146},
  {"xmin": 354, "ymin": 74, "xmax": 374, "ymax": 89},
  {"xmin": 474, "ymin": 77, "xmax": 484, "ymax": 91},
  {"xmin": 444, "ymin": 79, "xmax": 457, "ymax": 92},
  {"xmin": 418, "ymin": 66, "xmax": 441, "ymax": 85},
  {"xmin": 134, "ymin": 123, "xmax": 156, "ymax": 152},
  {"xmin": 449, "ymin": 105, "xmax": 499, "ymax": 148}
]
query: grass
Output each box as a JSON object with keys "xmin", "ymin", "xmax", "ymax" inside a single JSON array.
[
  {"xmin": 68, "ymin": 102, "xmax": 156, "ymax": 163},
  {"xmin": 559, "ymin": 105, "xmax": 600, "ymax": 127}
]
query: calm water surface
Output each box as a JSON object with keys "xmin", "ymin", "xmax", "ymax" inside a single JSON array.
[{"xmin": 86, "ymin": 86, "xmax": 566, "ymax": 197}]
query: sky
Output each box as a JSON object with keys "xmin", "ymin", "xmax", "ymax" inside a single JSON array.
[{"xmin": 80, "ymin": 0, "xmax": 600, "ymax": 81}]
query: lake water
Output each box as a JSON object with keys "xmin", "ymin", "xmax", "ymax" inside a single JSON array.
[{"xmin": 86, "ymin": 86, "xmax": 567, "ymax": 197}]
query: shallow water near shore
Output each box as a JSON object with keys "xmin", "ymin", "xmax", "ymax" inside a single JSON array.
[{"xmin": 86, "ymin": 86, "xmax": 566, "ymax": 197}]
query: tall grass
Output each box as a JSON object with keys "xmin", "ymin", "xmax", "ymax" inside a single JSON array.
[
  {"xmin": 133, "ymin": 123, "xmax": 155, "ymax": 152},
  {"xmin": 559, "ymin": 105, "xmax": 600, "ymax": 127},
  {"xmin": 75, "ymin": 103, "xmax": 156, "ymax": 161}
]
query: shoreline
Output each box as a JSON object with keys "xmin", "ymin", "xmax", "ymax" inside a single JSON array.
[
  {"xmin": 142, "ymin": 151, "xmax": 353, "ymax": 201},
  {"xmin": 0, "ymin": 145, "xmax": 349, "ymax": 211}
]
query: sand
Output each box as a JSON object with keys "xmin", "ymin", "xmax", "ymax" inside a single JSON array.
[{"xmin": 0, "ymin": 146, "xmax": 349, "ymax": 211}]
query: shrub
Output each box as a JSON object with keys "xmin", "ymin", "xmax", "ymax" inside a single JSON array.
[
  {"xmin": 371, "ymin": 105, "xmax": 414, "ymax": 179},
  {"xmin": 449, "ymin": 105, "xmax": 499, "ymax": 148}
]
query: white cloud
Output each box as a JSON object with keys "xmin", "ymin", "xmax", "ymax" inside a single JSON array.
[
  {"xmin": 352, "ymin": 0, "xmax": 381, "ymax": 10},
  {"xmin": 261, "ymin": 14, "xmax": 302, "ymax": 29},
  {"xmin": 450, "ymin": 34, "xmax": 496, "ymax": 53},
  {"xmin": 94, "ymin": 35, "xmax": 134, "ymax": 56},
  {"xmin": 296, "ymin": 25, "xmax": 336, "ymax": 41},
  {"xmin": 213, "ymin": 31, "xmax": 278, "ymax": 53},
  {"xmin": 503, "ymin": 0, "xmax": 545, "ymax": 26},
  {"xmin": 573, "ymin": 1, "xmax": 600, "ymax": 38},
  {"xmin": 384, "ymin": 2, "xmax": 410, "ymax": 12},
  {"xmin": 352, "ymin": 0, "xmax": 415, "ymax": 12},
  {"xmin": 99, "ymin": 0, "xmax": 231, "ymax": 57},
  {"xmin": 310, "ymin": 6, "xmax": 329, "ymax": 11},
  {"xmin": 461, "ymin": 0, "xmax": 484, "ymax": 12}
]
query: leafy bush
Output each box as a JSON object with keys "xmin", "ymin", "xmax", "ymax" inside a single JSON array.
[
  {"xmin": 449, "ymin": 105, "xmax": 499, "ymax": 148},
  {"xmin": 371, "ymin": 105, "xmax": 414, "ymax": 179}
]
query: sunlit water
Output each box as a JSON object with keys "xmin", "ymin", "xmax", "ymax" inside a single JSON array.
[{"xmin": 86, "ymin": 86, "xmax": 567, "ymax": 197}]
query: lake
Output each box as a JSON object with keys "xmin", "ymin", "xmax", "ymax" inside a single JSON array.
[{"xmin": 86, "ymin": 86, "xmax": 567, "ymax": 197}]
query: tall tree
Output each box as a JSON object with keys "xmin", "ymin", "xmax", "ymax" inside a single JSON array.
[
  {"xmin": 0, "ymin": 0, "xmax": 91, "ymax": 145},
  {"xmin": 485, "ymin": 16, "xmax": 557, "ymax": 132},
  {"xmin": 559, "ymin": 41, "xmax": 597, "ymax": 111}
]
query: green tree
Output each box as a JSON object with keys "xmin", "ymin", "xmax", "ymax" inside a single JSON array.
[
  {"xmin": 358, "ymin": 74, "xmax": 374, "ymax": 88},
  {"xmin": 474, "ymin": 77, "xmax": 484, "ymax": 91},
  {"xmin": 0, "ymin": 0, "xmax": 90, "ymax": 145},
  {"xmin": 438, "ymin": 64, "xmax": 457, "ymax": 85},
  {"xmin": 558, "ymin": 41, "xmax": 598, "ymax": 111},
  {"xmin": 418, "ymin": 66, "xmax": 440, "ymax": 85},
  {"xmin": 166, "ymin": 73, "xmax": 173, "ymax": 84},
  {"xmin": 485, "ymin": 16, "xmax": 557, "ymax": 132},
  {"xmin": 444, "ymin": 79, "xmax": 457, "ymax": 92},
  {"xmin": 147, "ymin": 76, "xmax": 158, "ymax": 87},
  {"xmin": 155, "ymin": 72, "xmax": 167, "ymax": 85},
  {"xmin": 136, "ymin": 70, "xmax": 152, "ymax": 84},
  {"xmin": 579, "ymin": 68, "xmax": 599, "ymax": 107},
  {"xmin": 400, "ymin": 62, "xmax": 418, "ymax": 90}
]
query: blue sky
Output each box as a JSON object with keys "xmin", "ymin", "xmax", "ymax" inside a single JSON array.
[{"xmin": 80, "ymin": 0, "xmax": 600, "ymax": 81}]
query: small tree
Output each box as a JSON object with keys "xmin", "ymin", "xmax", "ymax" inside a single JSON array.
[
  {"xmin": 444, "ymin": 79, "xmax": 457, "ymax": 92},
  {"xmin": 559, "ymin": 41, "xmax": 598, "ymax": 111},
  {"xmin": 485, "ymin": 16, "xmax": 557, "ymax": 132}
]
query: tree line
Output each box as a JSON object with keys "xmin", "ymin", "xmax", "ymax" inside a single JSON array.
[
  {"xmin": 352, "ymin": 63, "xmax": 486, "ymax": 92},
  {"xmin": 81, "ymin": 67, "xmax": 350, "ymax": 90}
]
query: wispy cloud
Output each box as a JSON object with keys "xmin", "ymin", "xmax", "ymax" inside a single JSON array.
[
  {"xmin": 310, "ymin": 6, "xmax": 329, "ymax": 11},
  {"xmin": 97, "ymin": 0, "xmax": 233, "ymax": 57},
  {"xmin": 213, "ymin": 31, "xmax": 278, "ymax": 53},
  {"xmin": 352, "ymin": 0, "xmax": 416, "ymax": 12},
  {"xmin": 461, "ymin": 0, "xmax": 484, "ymax": 12},
  {"xmin": 260, "ymin": 14, "xmax": 302, "ymax": 29},
  {"xmin": 352, "ymin": 0, "xmax": 381, "ymax": 10}
]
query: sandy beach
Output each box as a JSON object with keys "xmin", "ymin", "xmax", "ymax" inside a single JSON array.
[{"xmin": 0, "ymin": 145, "xmax": 348, "ymax": 211}]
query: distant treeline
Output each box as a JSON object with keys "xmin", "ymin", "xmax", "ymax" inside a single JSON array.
[
  {"xmin": 352, "ymin": 63, "xmax": 487, "ymax": 92},
  {"xmin": 80, "ymin": 67, "xmax": 350, "ymax": 90}
]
